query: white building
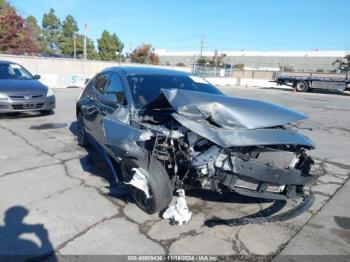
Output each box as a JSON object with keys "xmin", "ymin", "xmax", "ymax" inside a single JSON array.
[{"xmin": 155, "ymin": 49, "xmax": 347, "ymax": 72}]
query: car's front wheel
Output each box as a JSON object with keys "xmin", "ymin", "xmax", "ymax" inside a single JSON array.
[
  {"xmin": 77, "ymin": 111, "xmax": 89, "ymax": 147},
  {"xmin": 121, "ymin": 156, "xmax": 174, "ymax": 214}
]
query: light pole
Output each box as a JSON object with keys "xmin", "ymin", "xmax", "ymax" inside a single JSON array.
[
  {"xmin": 82, "ymin": 23, "xmax": 88, "ymax": 78},
  {"xmin": 83, "ymin": 23, "xmax": 88, "ymax": 61},
  {"xmin": 116, "ymin": 50, "xmax": 121, "ymax": 65},
  {"xmin": 200, "ymin": 34, "xmax": 205, "ymax": 57},
  {"xmin": 73, "ymin": 32, "xmax": 77, "ymax": 59}
]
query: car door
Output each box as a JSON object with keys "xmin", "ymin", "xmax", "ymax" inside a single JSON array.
[
  {"xmin": 95, "ymin": 73, "xmax": 128, "ymax": 146},
  {"xmin": 82, "ymin": 72, "xmax": 111, "ymax": 141}
]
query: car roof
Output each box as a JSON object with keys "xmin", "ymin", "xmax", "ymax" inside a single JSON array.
[
  {"xmin": 0, "ymin": 60, "xmax": 19, "ymax": 65},
  {"xmin": 103, "ymin": 66, "xmax": 192, "ymax": 76}
]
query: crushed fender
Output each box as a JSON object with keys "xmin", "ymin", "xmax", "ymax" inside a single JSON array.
[{"xmin": 163, "ymin": 189, "xmax": 192, "ymax": 225}]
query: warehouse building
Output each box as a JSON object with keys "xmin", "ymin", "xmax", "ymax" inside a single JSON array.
[{"xmin": 155, "ymin": 49, "xmax": 347, "ymax": 72}]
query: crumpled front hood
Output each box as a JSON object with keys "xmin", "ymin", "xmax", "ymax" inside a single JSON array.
[{"xmin": 161, "ymin": 89, "xmax": 307, "ymax": 129}]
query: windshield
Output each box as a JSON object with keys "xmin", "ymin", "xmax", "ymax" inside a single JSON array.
[
  {"xmin": 0, "ymin": 64, "xmax": 34, "ymax": 80},
  {"xmin": 127, "ymin": 74, "xmax": 222, "ymax": 108}
]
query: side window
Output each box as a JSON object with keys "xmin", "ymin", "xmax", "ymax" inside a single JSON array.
[
  {"xmin": 105, "ymin": 73, "xmax": 126, "ymax": 104},
  {"xmin": 94, "ymin": 73, "xmax": 110, "ymax": 94}
]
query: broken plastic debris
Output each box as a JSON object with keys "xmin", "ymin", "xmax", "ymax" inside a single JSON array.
[
  {"xmin": 125, "ymin": 168, "xmax": 150, "ymax": 198},
  {"xmin": 138, "ymin": 130, "xmax": 153, "ymax": 141},
  {"xmin": 162, "ymin": 189, "xmax": 192, "ymax": 225}
]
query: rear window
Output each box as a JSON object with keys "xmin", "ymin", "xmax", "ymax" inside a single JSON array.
[{"xmin": 127, "ymin": 74, "xmax": 222, "ymax": 108}]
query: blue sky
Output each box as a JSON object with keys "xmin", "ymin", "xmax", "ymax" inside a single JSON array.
[{"xmin": 11, "ymin": 0, "xmax": 350, "ymax": 52}]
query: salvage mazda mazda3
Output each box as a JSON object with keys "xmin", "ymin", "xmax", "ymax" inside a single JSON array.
[{"xmin": 76, "ymin": 66, "xmax": 315, "ymax": 216}]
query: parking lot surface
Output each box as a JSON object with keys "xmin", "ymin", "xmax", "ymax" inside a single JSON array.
[{"xmin": 0, "ymin": 87, "xmax": 349, "ymax": 260}]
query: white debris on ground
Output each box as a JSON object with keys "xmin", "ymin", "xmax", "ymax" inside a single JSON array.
[
  {"xmin": 163, "ymin": 189, "xmax": 193, "ymax": 225},
  {"xmin": 125, "ymin": 167, "xmax": 150, "ymax": 198}
]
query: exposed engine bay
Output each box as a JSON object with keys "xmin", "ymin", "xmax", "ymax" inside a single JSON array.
[
  {"xmin": 101, "ymin": 88, "xmax": 316, "ymax": 224},
  {"xmin": 138, "ymin": 108, "xmax": 314, "ymax": 201}
]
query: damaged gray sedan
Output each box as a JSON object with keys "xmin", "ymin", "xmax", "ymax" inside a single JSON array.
[{"xmin": 76, "ymin": 66, "xmax": 315, "ymax": 216}]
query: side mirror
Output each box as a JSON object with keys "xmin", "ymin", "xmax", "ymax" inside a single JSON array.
[
  {"xmin": 34, "ymin": 75, "xmax": 41, "ymax": 80},
  {"xmin": 85, "ymin": 78, "xmax": 91, "ymax": 85},
  {"xmin": 100, "ymin": 93, "xmax": 118, "ymax": 107}
]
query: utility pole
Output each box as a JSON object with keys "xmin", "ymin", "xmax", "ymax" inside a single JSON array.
[
  {"xmin": 129, "ymin": 41, "xmax": 133, "ymax": 63},
  {"xmin": 83, "ymin": 23, "xmax": 88, "ymax": 61},
  {"xmin": 116, "ymin": 50, "xmax": 121, "ymax": 66},
  {"xmin": 281, "ymin": 57, "xmax": 285, "ymax": 74},
  {"xmin": 73, "ymin": 32, "xmax": 77, "ymax": 59},
  {"xmin": 230, "ymin": 57, "xmax": 234, "ymax": 77},
  {"xmin": 82, "ymin": 23, "xmax": 88, "ymax": 78},
  {"xmin": 193, "ymin": 54, "xmax": 196, "ymax": 74},
  {"xmin": 200, "ymin": 34, "xmax": 205, "ymax": 57}
]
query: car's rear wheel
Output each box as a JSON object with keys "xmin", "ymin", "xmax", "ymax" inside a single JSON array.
[
  {"xmin": 121, "ymin": 156, "xmax": 173, "ymax": 214},
  {"xmin": 294, "ymin": 80, "xmax": 309, "ymax": 92},
  {"xmin": 77, "ymin": 111, "xmax": 89, "ymax": 147}
]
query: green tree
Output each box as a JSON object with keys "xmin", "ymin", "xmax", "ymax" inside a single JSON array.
[
  {"xmin": 131, "ymin": 44, "xmax": 159, "ymax": 64},
  {"xmin": 42, "ymin": 8, "xmax": 61, "ymax": 54},
  {"xmin": 75, "ymin": 35, "xmax": 100, "ymax": 60},
  {"xmin": 25, "ymin": 15, "xmax": 45, "ymax": 52},
  {"xmin": 234, "ymin": 63, "xmax": 245, "ymax": 70},
  {"xmin": 58, "ymin": 15, "xmax": 78, "ymax": 56},
  {"xmin": 333, "ymin": 55, "xmax": 350, "ymax": 72},
  {"xmin": 97, "ymin": 30, "xmax": 124, "ymax": 61},
  {"xmin": 196, "ymin": 53, "xmax": 227, "ymax": 68}
]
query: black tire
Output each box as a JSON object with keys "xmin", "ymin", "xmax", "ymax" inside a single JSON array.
[
  {"xmin": 121, "ymin": 156, "xmax": 173, "ymax": 214},
  {"xmin": 77, "ymin": 111, "xmax": 89, "ymax": 147},
  {"xmin": 294, "ymin": 80, "xmax": 309, "ymax": 92}
]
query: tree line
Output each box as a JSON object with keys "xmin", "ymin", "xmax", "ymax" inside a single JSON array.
[{"xmin": 0, "ymin": 0, "xmax": 159, "ymax": 64}]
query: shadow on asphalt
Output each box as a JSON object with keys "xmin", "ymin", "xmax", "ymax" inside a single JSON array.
[
  {"xmin": 187, "ymin": 189, "xmax": 287, "ymax": 227},
  {"xmin": 79, "ymin": 148, "xmax": 134, "ymax": 203},
  {"xmin": 69, "ymin": 121, "xmax": 133, "ymax": 203},
  {"xmin": 0, "ymin": 206, "xmax": 56, "ymax": 260},
  {"xmin": 334, "ymin": 216, "xmax": 350, "ymax": 230},
  {"xmin": 0, "ymin": 111, "xmax": 54, "ymax": 119},
  {"xmin": 30, "ymin": 123, "xmax": 67, "ymax": 130},
  {"xmin": 69, "ymin": 121, "xmax": 78, "ymax": 136},
  {"xmin": 186, "ymin": 188, "xmax": 275, "ymax": 204}
]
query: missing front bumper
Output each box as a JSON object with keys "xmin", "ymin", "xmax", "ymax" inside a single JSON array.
[
  {"xmin": 221, "ymin": 155, "xmax": 315, "ymax": 200},
  {"xmin": 205, "ymin": 193, "xmax": 315, "ymax": 227}
]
